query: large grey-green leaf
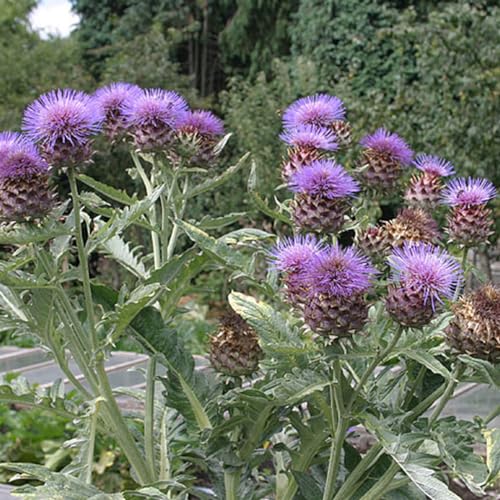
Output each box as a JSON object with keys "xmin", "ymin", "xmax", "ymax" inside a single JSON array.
[
  {"xmin": 1, "ymin": 463, "xmax": 106, "ymax": 499},
  {"xmin": 0, "ymin": 220, "xmax": 70, "ymax": 245},
  {"xmin": 228, "ymin": 291, "xmax": 311, "ymax": 356},
  {"xmin": 398, "ymin": 349, "xmax": 451, "ymax": 380},
  {"xmin": 263, "ymin": 368, "xmax": 330, "ymax": 405},
  {"xmin": 178, "ymin": 220, "xmax": 249, "ymax": 270},
  {"xmin": 187, "ymin": 152, "xmax": 250, "ymax": 198},
  {"xmin": 100, "ymin": 234, "xmax": 147, "ymax": 279},
  {"xmin": 102, "ymin": 283, "xmax": 163, "ymax": 343},
  {"xmin": 78, "ymin": 174, "xmax": 137, "ymax": 205},
  {"xmin": 484, "ymin": 428, "xmax": 500, "ymax": 484},
  {"xmin": 247, "ymin": 161, "xmax": 291, "ymax": 224}
]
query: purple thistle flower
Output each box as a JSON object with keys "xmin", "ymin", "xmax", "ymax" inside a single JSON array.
[
  {"xmin": 307, "ymin": 244, "xmax": 377, "ymax": 297},
  {"xmin": 413, "ymin": 154, "xmax": 455, "ymax": 177},
  {"xmin": 289, "ymin": 159, "xmax": 359, "ymax": 199},
  {"xmin": 283, "ymin": 94, "xmax": 346, "ymax": 130},
  {"xmin": 388, "ymin": 243, "xmax": 462, "ymax": 309},
  {"xmin": 442, "ymin": 177, "xmax": 497, "ymax": 207},
  {"xmin": 359, "ymin": 128, "xmax": 413, "ymax": 166},
  {"xmin": 22, "ymin": 89, "xmax": 102, "ymax": 150},
  {"xmin": 0, "ymin": 132, "xmax": 48, "ymax": 178},
  {"xmin": 178, "ymin": 110, "xmax": 224, "ymax": 136},
  {"xmin": 280, "ymin": 125, "xmax": 338, "ymax": 151},
  {"xmin": 93, "ymin": 82, "xmax": 142, "ymax": 118},
  {"xmin": 123, "ymin": 88, "xmax": 189, "ymax": 129},
  {"xmin": 270, "ymin": 234, "xmax": 324, "ymax": 274}
]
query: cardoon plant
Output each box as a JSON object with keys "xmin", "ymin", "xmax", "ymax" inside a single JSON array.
[
  {"xmin": 0, "ymin": 132, "xmax": 53, "ymax": 220},
  {"xmin": 279, "ymin": 124, "xmax": 337, "ymax": 181},
  {"xmin": 0, "ymin": 88, "xmax": 498, "ymax": 500},
  {"xmin": 289, "ymin": 159, "xmax": 359, "ymax": 232},
  {"xmin": 22, "ymin": 89, "xmax": 102, "ymax": 167},
  {"xmin": 93, "ymin": 82, "xmax": 142, "ymax": 141},
  {"xmin": 405, "ymin": 154, "xmax": 455, "ymax": 208},
  {"xmin": 123, "ymin": 88, "xmax": 189, "ymax": 151},
  {"xmin": 359, "ymin": 127, "xmax": 413, "ymax": 189},
  {"xmin": 442, "ymin": 176, "xmax": 497, "ymax": 246}
]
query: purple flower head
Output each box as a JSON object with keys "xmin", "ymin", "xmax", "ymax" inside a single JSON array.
[
  {"xmin": 93, "ymin": 82, "xmax": 142, "ymax": 117},
  {"xmin": 0, "ymin": 132, "xmax": 48, "ymax": 178},
  {"xmin": 22, "ymin": 89, "xmax": 103, "ymax": 150},
  {"xmin": 123, "ymin": 88, "xmax": 189, "ymax": 128},
  {"xmin": 308, "ymin": 244, "xmax": 377, "ymax": 297},
  {"xmin": 289, "ymin": 159, "xmax": 360, "ymax": 199},
  {"xmin": 283, "ymin": 94, "xmax": 346, "ymax": 130},
  {"xmin": 413, "ymin": 154, "xmax": 455, "ymax": 177},
  {"xmin": 388, "ymin": 243, "xmax": 462, "ymax": 308},
  {"xmin": 178, "ymin": 110, "xmax": 225, "ymax": 136},
  {"xmin": 270, "ymin": 235, "xmax": 324, "ymax": 275},
  {"xmin": 280, "ymin": 125, "xmax": 338, "ymax": 151},
  {"xmin": 360, "ymin": 128, "xmax": 413, "ymax": 165},
  {"xmin": 442, "ymin": 177, "xmax": 497, "ymax": 207}
]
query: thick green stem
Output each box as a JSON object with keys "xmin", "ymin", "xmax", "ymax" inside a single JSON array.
[
  {"xmin": 68, "ymin": 168, "xmax": 97, "ymax": 353},
  {"xmin": 132, "ymin": 152, "xmax": 161, "ymax": 268},
  {"xmin": 359, "ymin": 462, "xmax": 400, "ymax": 500},
  {"xmin": 279, "ymin": 431, "xmax": 325, "ymax": 500},
  {"xmin": 403, "ymin": 365, "xmax": 427, "ymax": 408},
  {"xmin": 159, "ymin": 408, "xmax": 171, "ymax": 482},
  {"xmin": 224, "ymin": 469, "xmax": 241, "ymax": 500},
  {"xmin": 347, "ymin": 325, "xmax": 405, "ymax": 413},
  {"xmin": 53, "ymin": 295, "xmax": 99, "ymax": 392},
  {"xmin": 428, "ymin": 362, "xmax": 463, "ymax": 426},
  {"xmin": 323, "ymin": 361, "xmax": 347, "ymax": 500},
  {"xmin": 84, "ymin": 407, "xmax": 98, "ymax": 484},
  {"xmin": 454, "ymin": 246, "xmax": 469, "ymax": 300},
  {"xmin": 96, "ymin": 362, "xmax": 153, "ymax": 485},
  {"xmin": 332, "ymin": 443, "xmax": 383, "ymax": 500},
  {"xmin": 166, "ymin": 176, "xmax": 189, "ymax": 260},
  {"xmin": 144, "ymin": 356, "xmax": 157, "ymax": 481},
  {"xmin": 485, "ymin": 404, "xmax": 500, "ymax": 425}
]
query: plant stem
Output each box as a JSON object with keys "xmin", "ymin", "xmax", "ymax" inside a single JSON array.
[
  {"xmin": 68, "ymin": 168, "xmax": 97, "ymax": 353},
  {"xmin": 84, "ymin": 407, "xmax": 98, "ymax": 484},
  {"xmin": 166, "ymin": 176, "xmax": 189, "ymax": 260},
  {"xmin": 323, "ymin": 360, "xmax": 347, "ymax": 500},
  {"xmin": 224, "ymin": 469, "xmax": 241, "ymax": 500},
  {"xmin": 403, "ymin": 365, "xmax": 427, "ymax": 408},
  {"xmin": 144, "ymin": 355, "xmax": 157, "ymax": 481},
  {"xmin": 279, "ymin": 431, "xmax": 325, "ymax": 500},
  {"xmin": 347, "ymin": 325, "xmax": 405, "ymax": 413},
  {"xmin": 454, "ymin": 246, "xmax": 469, "ymax": 300},
  {"xmin": 428, "ymin": 362, "xmax": 463, "ymax": 426},
  {"xmin": 159, "ymin": 407, "xmax": 171, "ymax": 481},
  {"xmin": 95, "ymin": 362, "xmax": 153, "ymax": 485},
  {"xmin": 332, "ymin": 443, "xmax": 383, "ymax": 500},
  {"xmin": 132, "ymin": 151, "xmax": 161, "ymax": 268},
  {"xmin": 358, "ymin": 462, "xmax": 400, "ymax": 500},
  {"xmin": 485, "ymin": 404, "xmax": 500, "ymax": 425}
]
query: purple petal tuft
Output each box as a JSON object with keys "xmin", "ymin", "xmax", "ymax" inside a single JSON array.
[
  {"xmin": 280, "ymin": 125, "xmax": 338, "ymax": 151},
  {"xmin": 270, "ymin": 234, "xmax": 325, "ymax": 275},
  {"xmin": 360, "ymin": 128, "xmax": 413, "ymax": 165},
  {"xmin": 307, "ymin": 244, "xmax": 377, "ymax": 297},
  {"xmin": 123, "ymin": 88, "xmax": 189, "ymax": 128},
  {"xmin": 441, "ymin": 177, "xmax": 497, "ymax": 206},
  {"xmin": 283, "ymin": 94, "xmax": 346, "ymax": 129},
  {"xmin": 413, "ymin": 154, "xmax": 455, "ymax": 177},
  {"xmin": 22, "ymin": 89, "xmax": 103, "ymax": 149},
  {"xmin": 0, "ymin": 132, "xmax": 48, "ymax": 178},
  {"xmin": 388, "ymin": 242, "xmax": 462, "ymax": 308},
  {"xmin": 93, "ymin": 82, "xmax": 142, "ymax": 117},
  {"xmin": 289, "ymin": 159, "xmax": 359, "ymax": 198},
  {"xmin": 178, "ymin": 110, "xmax": 224, "ymax": 136}
]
